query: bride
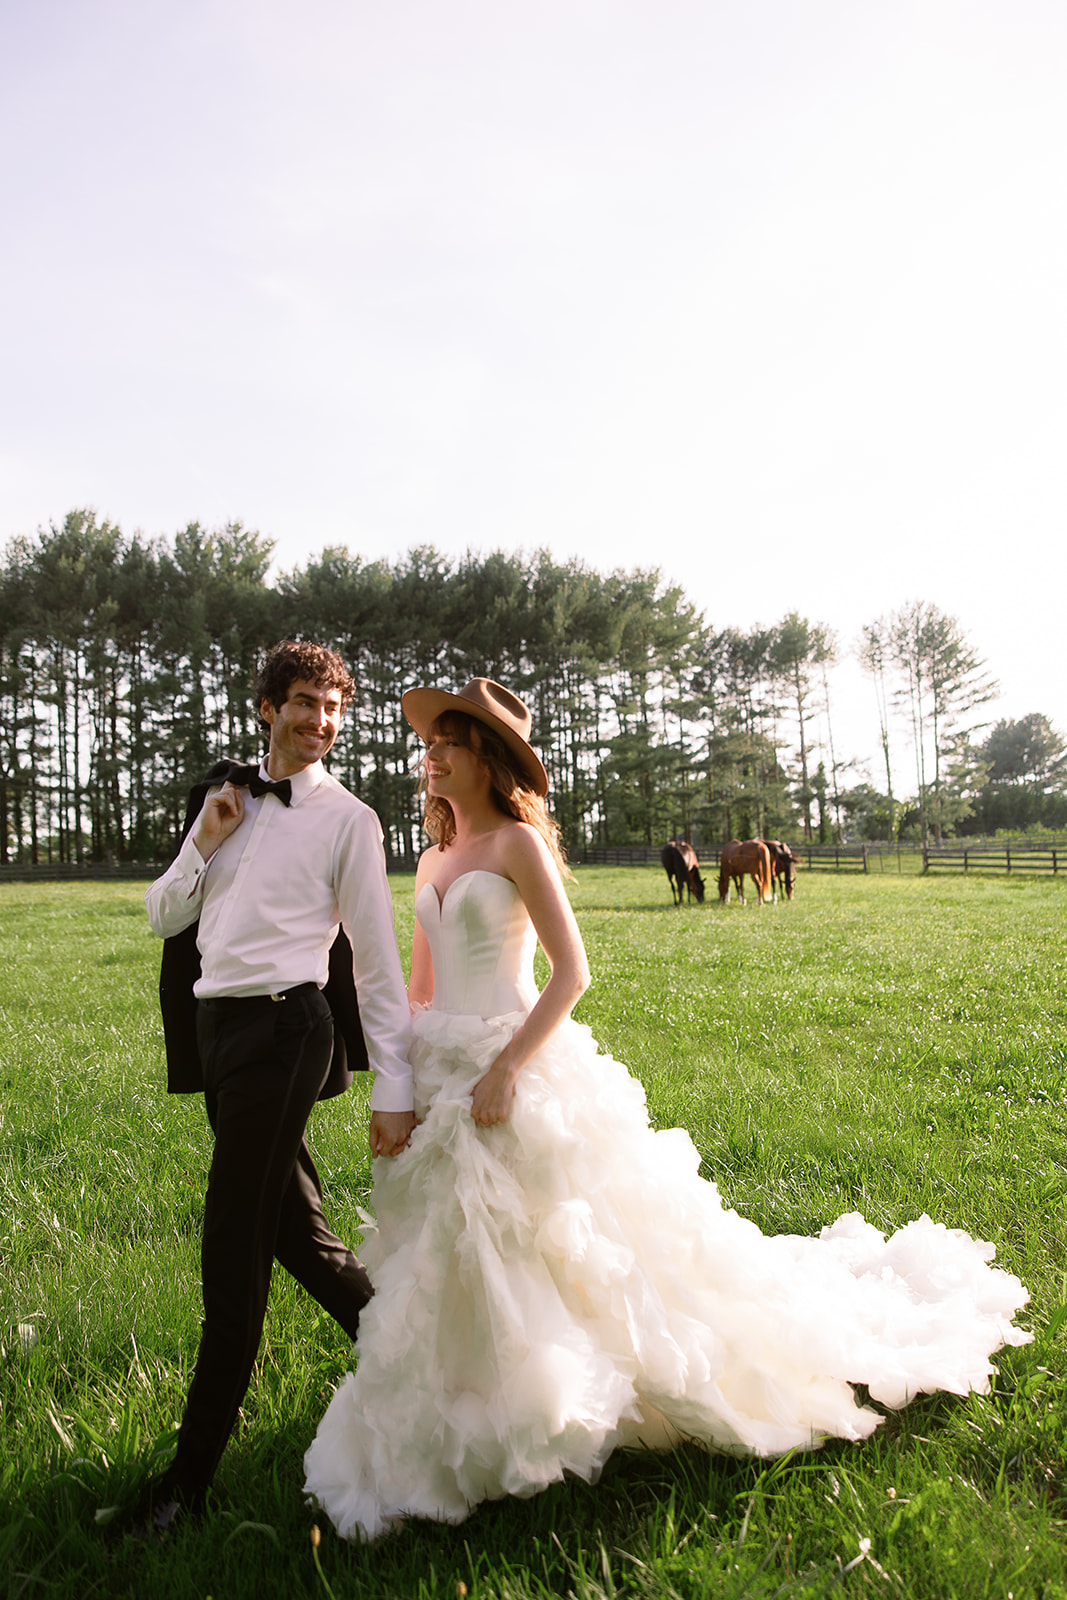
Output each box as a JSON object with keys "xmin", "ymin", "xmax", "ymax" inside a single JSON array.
[{"xmin": 304, "ymin": 678, "xmax": 1030, "ymax": 1542}]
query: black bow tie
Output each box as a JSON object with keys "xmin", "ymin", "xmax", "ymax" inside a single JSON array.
[{"xmin": 225, "ymin": 762, "xmax": 293, "ymax": 807}]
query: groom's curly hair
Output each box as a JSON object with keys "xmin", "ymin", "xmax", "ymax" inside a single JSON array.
[{"xmin": 253, "ymin": 640, "xmax": 356, "ymax": 739}]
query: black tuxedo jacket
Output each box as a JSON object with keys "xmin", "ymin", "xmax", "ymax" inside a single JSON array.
[{"xmin": 158, "ymin": 760, "xmax": 369, "ymax": 1101}]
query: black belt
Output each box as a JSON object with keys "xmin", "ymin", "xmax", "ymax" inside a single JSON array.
[{"xmin": 199, "ymin": 982, "xmax": 321, "ymax": 1008}]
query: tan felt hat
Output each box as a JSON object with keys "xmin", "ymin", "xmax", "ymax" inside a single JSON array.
[{"xmin": 401, "ymin": 678, "xmax": 549, "ymax": 796}]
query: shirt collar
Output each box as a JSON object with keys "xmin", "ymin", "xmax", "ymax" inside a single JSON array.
[{"xmin": 257, "ymin": 759, "xmax": 326, "ymax": 807}]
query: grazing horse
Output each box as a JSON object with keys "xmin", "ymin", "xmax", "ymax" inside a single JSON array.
[
  {"xmin": 718, "ymin": 839, "xmax": 773, "ymax": 906},
  {"xmin": 661, "ymin": 840, "xmax": 705, "ymax": 905},
  {"xmin": 764, "ymin": 839, "xmax": 798, "ymax": 901}
]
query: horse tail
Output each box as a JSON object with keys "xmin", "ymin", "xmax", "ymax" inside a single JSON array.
[{"xmin": 757, "ymin": 843, "xmax": 772, "ymax": 904}]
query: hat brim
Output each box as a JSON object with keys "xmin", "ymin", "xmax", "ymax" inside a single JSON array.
[{"xmin": 401, "ymin": 687, "xmax": 549, "ymax": 796}]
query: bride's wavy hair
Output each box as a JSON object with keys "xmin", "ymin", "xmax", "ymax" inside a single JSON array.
[{"xmin": 419, "ymin": 711, "xmax": 571, "ymax": 878}]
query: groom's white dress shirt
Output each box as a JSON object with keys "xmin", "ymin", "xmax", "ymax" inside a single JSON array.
[{"xmin": 145, "ymin": 760, "xmax": 413, "ymax": 1113}]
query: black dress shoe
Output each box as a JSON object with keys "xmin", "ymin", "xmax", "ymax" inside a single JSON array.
[{"xmin": 124, "ymin": 1473, "xmax": 207, "ymax": 1541}]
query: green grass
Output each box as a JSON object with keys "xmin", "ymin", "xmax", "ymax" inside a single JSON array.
[{"xmin": 1, "ymin": 870, "xmax": 1065, "ymax": 1598}]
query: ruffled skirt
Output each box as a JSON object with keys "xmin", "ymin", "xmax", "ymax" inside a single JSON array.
[{"xmin": 303, "ymin": 1009, "xmax": 1030, "ymax": 1541}]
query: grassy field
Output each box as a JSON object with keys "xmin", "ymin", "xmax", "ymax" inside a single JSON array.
[{"xmin": 1, "ymin": 868, "xmax": 1065, "ymax": 1599}]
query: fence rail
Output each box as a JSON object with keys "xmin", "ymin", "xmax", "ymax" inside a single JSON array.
[
  {"xmin": 578, "ymin": 846, "xmax": 665, "ymax": 866},
  {"xmin": 923, "ymin": 844, "xmax": 1062, "ymax": 875},
  {"xmin": 799, "ymin": 845, "xmax": 871, "ymax": 873},
  {"xmin": 581, "ymin": 843, "xmax": 897, "ymax": 873},
  {"xmin": 582, "ymin": 843, "xmax": 894, "ymax": 874},
  {"xmin": 5, "ymin": 839, "xmax": 1063, "ymax": 884},
  {"xmin": 0, "ymin": 862, "xmax": 168, "ymax": 882},
  {"xmin": 0, "ymin": 855, "xmax": 421, "ymax": 883}
]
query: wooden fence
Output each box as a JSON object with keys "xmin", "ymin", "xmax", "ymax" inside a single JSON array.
[
  {"xmin": 922, "ymin": 843, "xmax": 1063, "ymax": 875},
  {"xmin": 578, "ymin": 846, "xmax": 665, "ymax": 866},
  {"xmin": 0, "ymin": 862, "xmax": 168, "ymax": 883},
  {"xmin": 0, "ymin": 855, "xmax": 422, "ymax": 883},
  {"xmin": 5, "ymin": 841, "xmax": 1062, "ymax": 884},
  {"xmin": 581, "ymin": 843, "xmax": 884, "ymax": 872},
  {"xmin": 581, "ymin": 843, "xmax": 882, "ymax": 872},
  {"xmin": 798, "ymin": 845, "xmax": 871, "ymax": 873},
  {"xmin": 581, "ymin": 841, "xmax": 1067, "ymax": 879}
]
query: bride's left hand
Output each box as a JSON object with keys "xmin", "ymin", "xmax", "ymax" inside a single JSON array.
[{"xmin": 471, "ymin": 1057, "xmax": 519, "ymax": 1126}]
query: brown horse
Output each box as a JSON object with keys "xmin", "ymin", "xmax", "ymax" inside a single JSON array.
[
  {"xmin": 718, "ymin": 839, "xmax": 773, "ymax": 906},
  {"xmin": 764, "ymin": 839, "xmax": 798, "ymax": 900},
  {"xmin": 662, "ymin": 840, "xmax": 705, "ymax": 904}
]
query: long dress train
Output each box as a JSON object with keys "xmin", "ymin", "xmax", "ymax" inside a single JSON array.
[{"xmin": 304, "ymin": 870, "xmax": 1030, "ymax": 1541}]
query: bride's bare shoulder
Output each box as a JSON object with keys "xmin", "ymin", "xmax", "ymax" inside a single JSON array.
[{"xmin": 490, "ymin": 821, "xmax": 554, "ymax": 876}]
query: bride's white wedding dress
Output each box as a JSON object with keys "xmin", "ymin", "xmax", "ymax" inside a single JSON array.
[{"xmin": 304, "ymin": 870, "xmax": 1030, "ymax": 1541}]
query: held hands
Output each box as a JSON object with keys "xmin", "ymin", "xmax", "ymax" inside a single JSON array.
[
  {"xmin": 370, "ymin": 1109, "xmax": 416, "ymax": 1158},
  {"xmin": 193, "ymin": 782, "xmax": 245, "ymax": 862}
]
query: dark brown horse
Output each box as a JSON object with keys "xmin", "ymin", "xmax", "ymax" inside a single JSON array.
[
  {"xmin": 764, "ymin": 839, "xmax": 798, "ymax": 900},
  {"xmin": 718, "ymin": 839, "xmax": 773, "ymax": 906},
  {"xmin": 662, "ymin": 840, "xmax": 705, "ymax": 905}
]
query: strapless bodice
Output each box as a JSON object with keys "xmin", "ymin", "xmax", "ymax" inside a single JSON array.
[{"xmin": 416, "ymin": 870, "xmax": 539, "ymax": 1016}]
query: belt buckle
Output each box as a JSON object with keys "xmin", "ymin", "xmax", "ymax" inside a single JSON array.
[{"xmin": 270, "ymin": 991, "xmax": 286, "ymax": 1003}]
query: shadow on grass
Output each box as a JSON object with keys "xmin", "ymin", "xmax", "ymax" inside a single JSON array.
[{"xmin": 6, "ymin": 1340, "xmax": 1057, "ymax": 1600}]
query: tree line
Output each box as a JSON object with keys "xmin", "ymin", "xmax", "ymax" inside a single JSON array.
[{"xmin": 1, "ymin": 510, "xmax": 1064, "ymax": 866}]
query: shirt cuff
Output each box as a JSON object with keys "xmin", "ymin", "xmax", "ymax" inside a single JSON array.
[
  {"xmin": 174, "ymin": 828, "xmax": 212, "ymax": 891},
  {"xmin": 368, "ymin": 1071, "xmax": 415, "ymax": 1113}
]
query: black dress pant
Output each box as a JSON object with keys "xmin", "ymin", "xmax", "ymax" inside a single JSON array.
[{"xmin": 169, "ymin": 985, "xmax": 372, "ymax": 1495}]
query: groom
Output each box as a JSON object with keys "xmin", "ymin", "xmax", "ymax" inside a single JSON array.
[{"xmin": 137, "ymin": 639, "xmax": 415, "ymax": 1533}]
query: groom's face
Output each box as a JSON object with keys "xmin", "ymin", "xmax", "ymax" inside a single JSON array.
[{"xmin": 261, "ymin": 679, "xmax": 344, "ymax": 776}]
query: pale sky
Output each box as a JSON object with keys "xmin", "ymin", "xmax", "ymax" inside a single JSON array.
[{"xmin": 3, "ymin": 0, "xmax": 1065, "ymax": 793}]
